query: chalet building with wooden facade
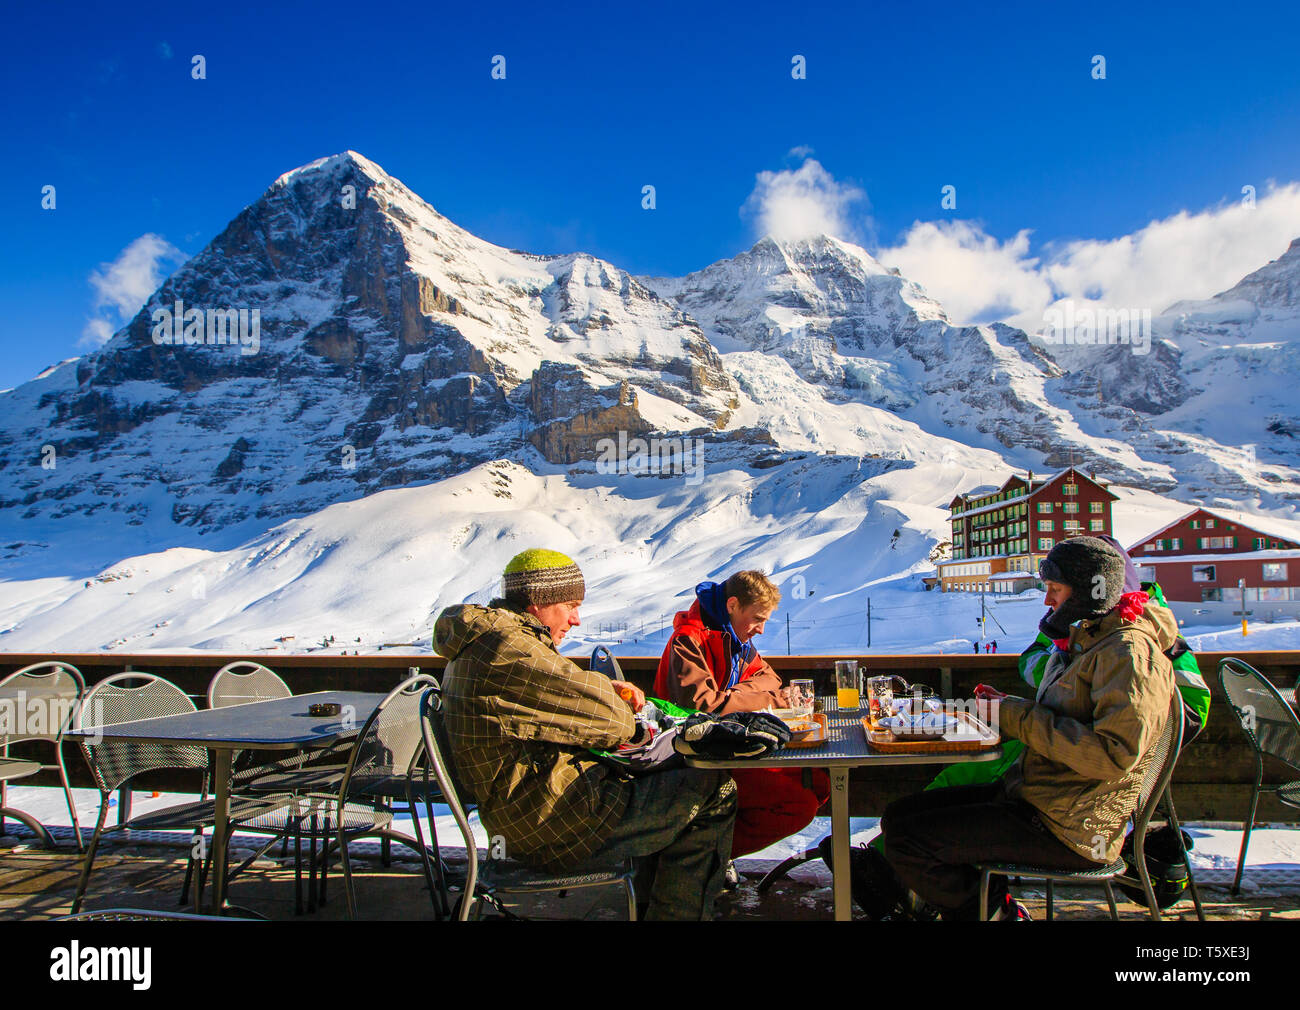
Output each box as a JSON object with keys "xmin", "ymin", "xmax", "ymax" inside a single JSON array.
[
  {"xmin": 934, "ymin": 467, "xmax": 1118, "ymax": 593},
  {"xmin": 1128, "ymin": 508, "xmax": 1300, "ymax": 618}
]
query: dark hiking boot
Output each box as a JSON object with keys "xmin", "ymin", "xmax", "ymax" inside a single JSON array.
[{"xmin": 817, "ymin": 837, "xmax": 907, "ymax": 920}]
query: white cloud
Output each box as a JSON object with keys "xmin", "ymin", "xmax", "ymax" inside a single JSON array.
[
  {"xmin": 742, "ymin": 158, "xmax": 867, "ymax": 244},
  {"xmin": 877, "ymin": 182, "xmax": 1300, "ymax": 331},
  {"xmin": 80, "ymin": 233, "xmax": 185, "ymax": 348},
  {"xmin": 80, "ymin": 318, "xmax": 115, "ymax": 346},
  {"xmin": 879, "ymin": 221, "xmax": 1054, "ymax": 325}
]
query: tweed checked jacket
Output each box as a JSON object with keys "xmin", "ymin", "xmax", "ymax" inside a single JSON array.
[
  {"xmin": 434, "ymin": 600, "xmax": 636, "ymax": 870},
  {"xmin": 998, "ymin": 603, "xmax": 1177, "ymax": 864}
]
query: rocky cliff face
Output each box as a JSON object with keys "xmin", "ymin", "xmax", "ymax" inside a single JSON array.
[
  {"xmin": 0, "ymin": 152, "xmax": 742, "ymax": 539},
  {"xmin": 1, "ymin": 151, "xmax": 1296, "ymax": 560}
]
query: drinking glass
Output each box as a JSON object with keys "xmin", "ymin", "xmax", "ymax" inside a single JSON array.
[
  {"xmin": 835, "ymin": 660, "xmax": 862, "ymax": 710},
  {"xmin": 867, "ymin": 676, "xmax": 894, "ymax": 725},
  {"xmin": 787, "ymin": 679, "xmax": 815, "ymax": 717}
]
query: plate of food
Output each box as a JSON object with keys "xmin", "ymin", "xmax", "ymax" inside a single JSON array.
[
  {"xmin": 878, "ymin": 712, "xmax": 958, "ymax": 738},
  {"xmin": 890, "ymin": 697, "xmax": 943, "ymax": 717}
]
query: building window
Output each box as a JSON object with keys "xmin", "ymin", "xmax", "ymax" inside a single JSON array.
[
  {"xmin": 1037, "ymin": 520, "xmax": 1053, "ymax": 531},
  {"xmin": 1038, "ymin": 538, "xmax": 1054, "ymax": 551},
  {"xmin": 1063, "ymin": 483, "xmax": 1078, "ymax": 495},
  {"xmin": 1192, "ymin": 564, "xmax": 1216, "ymax": 583},
  {"xmin": 1036, "ymin": 502, "xmax": 1053, "ymax": 514},
  {"xmin": 1089, "ymin": 519, "xmax": 1104, "ymax": 531},
  {"xmin": 1089, "ymin": 502, "xmax": 1104, "ymax": 514},
  {"xmin": 1201, "ymin": 588, "xmax": 1222, "ymax": 602},
  {"xmin": 1263, "ymin": 562, "xmax": 1288, "ymax": 581},
  {"xmin": 1190, "ymin": 519, "xmax": 1200, "ymax": 530},
  {"xmin": 1253, "ymin": 537, "xmax": 1267, "ymax": 550},
  {"xmin": 1137, "ymin": 565, "xmax": 1157, "ymax": 581},
  {"xmin": 1063, "ymin": 520, "xmax": 1081, "ymax": 532},
  {"xmin": 1208, "ymin": 536, "xmax": 1224, "ymax": 549},
  {"xmin": 1172, "ymin": 538, "xmax": 1181, "ymax": 550},
  {"xmin": 1063, "ymin": 502, "xmax": 1080, "ymax": 514},
  {"xmin": 1206, "ymin": 518, "xmax": 1216, "ymax": 529}
]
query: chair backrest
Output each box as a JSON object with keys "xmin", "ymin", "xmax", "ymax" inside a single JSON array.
[
  {"xmin": 419, "ymin": 686, "xmax": 478, "ymax": 920},
  {"xmin": 1131, "ymin": 693, "xmax": 1185, "ymax": 838},
  {"xmin": 1218, "ymin": 657, "xmax": 1300, "ymax": 772},
  {"xmin": 0, "ymin": 661, "xmax": 85, "ymax": 747},
  {"xmin": 77, "ymin": 673, "xmax": 208, "ymax": 794},
  {"xmin": 207, "ymin": 661, "xmax": 292, "ymax": 708},
  {"xmin": 337, "ymin": 673, "xmax": 440, "ymax": 803}
]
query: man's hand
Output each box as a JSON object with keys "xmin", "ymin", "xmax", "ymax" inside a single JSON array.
[
  {"xmin": 974, "ymin": 683, "xmax": 1007, "ymax": 702},
  {"xmin": 611, "ymin": 680, "xmax": 645, "ymax": 713}
]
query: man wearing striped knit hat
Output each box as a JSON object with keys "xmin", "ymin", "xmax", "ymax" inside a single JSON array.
[{"xmin": 435, "ymin": 548, "xmax": 738, "ymax": 920}]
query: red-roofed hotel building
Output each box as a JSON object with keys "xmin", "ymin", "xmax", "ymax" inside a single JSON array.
[
  {"xmin": 936, "ymin": 467, "xmax": 1118, "ymax": 593},
  {"xmin": 1128, "ymin": 507, "xmax": 1300, "ymax": 619}
]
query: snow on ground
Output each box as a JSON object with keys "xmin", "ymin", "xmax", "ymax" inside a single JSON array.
[{"xmin": 0, "ymin": 452, "xmax": 1290, "ymax": 657}]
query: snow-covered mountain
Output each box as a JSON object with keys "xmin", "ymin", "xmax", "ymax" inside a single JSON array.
[
  {"xmin": 1, "ymin": 150, "xmax": 1298, "ymax": 652},
  {"xmin": 642, "ymin": 235, "xmax": 1166, "ymax": 485},
  {"xmin": 1045, "ymin": 239, "xmax": 1300, "ymax": 505}
]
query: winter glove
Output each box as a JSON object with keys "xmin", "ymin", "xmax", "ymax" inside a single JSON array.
[{"xmin": 672, "ymin": 711, "xmax": 792, "ymax": 760}]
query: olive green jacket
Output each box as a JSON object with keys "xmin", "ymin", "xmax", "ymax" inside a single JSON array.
[
  {"xmin": 998, "ymin": 604, "xmax": 1178, "ymax": 863},
  {"xmin": 433, "ymin": 601, "xmax": 635, "ymax": 870}
]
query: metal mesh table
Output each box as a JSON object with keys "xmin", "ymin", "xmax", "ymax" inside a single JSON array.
[
  {"xmin": 67, "ymin": 690, "xmax": 384, "ymax": 913},
  {"xmin": 682, "ymin": 698, "xmax": 1004, "ymax": 920}
]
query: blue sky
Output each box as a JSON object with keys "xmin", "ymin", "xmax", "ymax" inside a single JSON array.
[{"xmin": 3, "ymin": 0, "xmax": 1299, "ymax": 390}]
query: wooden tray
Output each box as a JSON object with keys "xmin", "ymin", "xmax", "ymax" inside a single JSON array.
[
  {"xmin": 861, "ymin": 710, "xmax": 999, "ymax": 754},
  {"xmin": 785, "ymin": 712, "xmax": 828, "ymax": 749}
]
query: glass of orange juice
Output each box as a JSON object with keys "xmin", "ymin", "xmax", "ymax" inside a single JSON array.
[{"xmin": 835, "ymin": 660, "xmax": 861, "ymax": 709}]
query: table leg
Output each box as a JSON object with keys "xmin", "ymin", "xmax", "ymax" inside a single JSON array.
[
  {"xmin": 830, "ymin": 767, "xmax": 851, "ymax": 921},
  {"xmin": 211, "ymin": 749, "xmax": 232, "ymax": 911}
]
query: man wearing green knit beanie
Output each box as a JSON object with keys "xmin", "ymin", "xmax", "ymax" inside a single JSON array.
[{"xmin": 434, "ymin": 548, "xmax": 738, "ymax": 920}]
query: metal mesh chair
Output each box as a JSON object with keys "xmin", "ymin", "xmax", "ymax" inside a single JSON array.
[
  {"xmin": 295, "ymin": 673, "xmax": 443, "ymax": 918},
  {"xmin": 418, "ymin": 686, "xmax": 636, "ymax": 921},
  {"xmin": 978, "ymin": 693, "xmax": 1186, "ymax": 921},
  {"xmin": 0, "ymin": 662, "xmax": 85, "ymax": 851},
  {"xmin": 197, "ymin": 661, "xmax": 349, "ymax": 913},
  {"xmin": 207, "ymin": 661, "xmax": 293, "ymax": 708},
  {"xmin": 1217, "ymin": 656, "xmax": 1300, "ymax": 893},
  {"xmin": 70, "ymin": 672, "xmax": 297, "ymax": 914}
]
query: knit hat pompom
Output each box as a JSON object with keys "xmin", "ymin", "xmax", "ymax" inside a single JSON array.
[
  {"xmin": 503, "ymin": 549, "xmax": 586, "ymax": 608},
  {"xmin": 1038, "ymin": 536, "xmax": 1125, "ymax": 619}
]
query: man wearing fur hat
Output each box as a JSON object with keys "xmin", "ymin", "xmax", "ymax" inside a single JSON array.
[
  {"xmin": 434, "ymin": 548, "xmax": 738, "ymax": 920},
  {"xmin": 880, "ymin": 536, "xmax": 1177, "ymax": 920}
]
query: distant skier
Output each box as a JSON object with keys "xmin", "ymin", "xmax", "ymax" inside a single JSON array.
[
  {"xmin": 991, "ymin": 640, "xmax": 998, "ymax": 654},
  {"xmin": 972, "ymin": 641, "xmax": 979, "ymax": 654}
]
